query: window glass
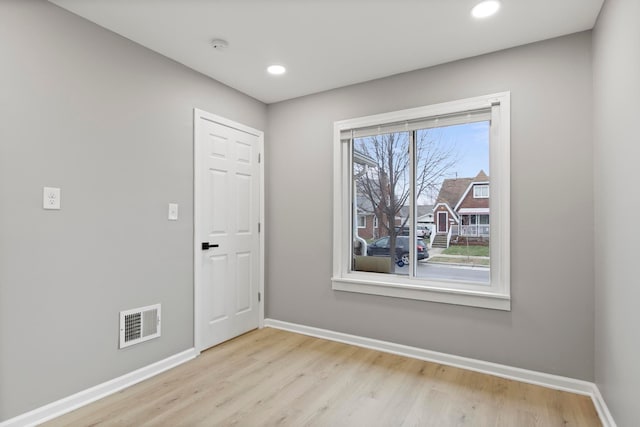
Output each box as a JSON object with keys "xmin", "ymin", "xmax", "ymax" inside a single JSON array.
[
  {"xmin": 352, "ymin": 121, "xmax": 491, "ymax": 282},
  {"xmin": 474, "ymin": 185, "xmax": 489, "ymax": 198},
  {"xmin": 353, "ymin": 132, "xmax": 410, "ymax": 274},
  {"xmin": 414, "ymin": 122, "xmax": 490, "ymax": 283}
]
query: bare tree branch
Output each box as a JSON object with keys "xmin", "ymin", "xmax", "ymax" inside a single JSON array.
[{"xmin": 354, "ymin": 130, "xmax": 458, "ymax": 260}]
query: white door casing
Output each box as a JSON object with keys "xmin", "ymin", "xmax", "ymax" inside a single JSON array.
[{"xmin": 194, "ymin": 109, "xmax": 264, "ymax": 353}]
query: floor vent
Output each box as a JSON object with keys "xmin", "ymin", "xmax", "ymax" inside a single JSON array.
[{"xmin": 119, "ymin": 304, "xmax": 161, "ymax": 349}]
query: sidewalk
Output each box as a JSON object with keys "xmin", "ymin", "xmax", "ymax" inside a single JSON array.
[{"xmin": 426, "ymin": 246, "xmax": 490, "ymax": 268}]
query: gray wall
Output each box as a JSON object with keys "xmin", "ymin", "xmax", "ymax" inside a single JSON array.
[
  {"xmin": 266, "ymin": 32, "xmax": 594, "ymax": 380},
  {"xmin": 0, "ymin": 1, "xmax": 266, "ymax": 420},
  {"xmin": 593, "ymin": 0, "xmax": 640, "ymax": 424}
]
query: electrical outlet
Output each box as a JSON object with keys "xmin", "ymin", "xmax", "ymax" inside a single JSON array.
[{"xmin": 43, "ymin": 187, "xmax": 61, "ymax": 210}]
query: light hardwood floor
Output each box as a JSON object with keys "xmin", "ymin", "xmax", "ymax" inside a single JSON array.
[{"xmin": 44, "ymin": 328, "xmax": 601, "ymax": 426}]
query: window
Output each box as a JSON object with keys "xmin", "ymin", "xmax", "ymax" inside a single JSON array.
[
  {"xmin": 333, "ymin": 93, "xmax": 510, "ymax": 310},
  {"xmin": 373, "ymin": 216, "xmax": 379, "ymax": 228},
  {"xmin": 474, "ymin": 185, "xmax": 490, "ymax": 198},
  {"xmin": 357, "ymin": 215, "xmax": 366, "ymax": 228}
]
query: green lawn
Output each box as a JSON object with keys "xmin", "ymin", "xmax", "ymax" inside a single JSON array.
[
  {"xmin": 429, "ymin": 256, "xmax": 490, "ymax": 266},
  {"xmin": 442, "ymin": 245, "xmax": 490, "ymax": 257}
]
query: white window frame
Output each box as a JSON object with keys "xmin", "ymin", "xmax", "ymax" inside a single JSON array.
[
  {"xmin": 357, "ymin": 215, "xmax": 366, "ymax": 228},
  {"xmin": 474, "ymin": 184, "xmax": 490, "ymax": 198},
  {"xmin": 373, "ymin": 216, "xmax": 379, "ymax": 228},
  {"xmin": 332, "ymin": 92, "xmax": 510, "ymax": 310}
]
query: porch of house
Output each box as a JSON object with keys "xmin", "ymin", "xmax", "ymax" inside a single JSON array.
[{"xmin": 433, "ymin": 213, "xmax": 490, "ymax": 248}]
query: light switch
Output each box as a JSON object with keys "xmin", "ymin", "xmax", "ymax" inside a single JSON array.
[
  {"xmin": 168, "ymin": 203, "xmax": 178, "ymax": 220},
  {"xmin": 43, "ymin": 187, "xmax": 61, "ymax": 210}
]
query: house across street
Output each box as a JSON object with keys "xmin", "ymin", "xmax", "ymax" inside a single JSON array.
[{"xmin": 433, "ymin": 170, "xmax": 490, "ymax": 248}]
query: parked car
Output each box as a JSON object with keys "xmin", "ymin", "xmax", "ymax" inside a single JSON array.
[
  {"xmin": 367, "ymin": 236, "xmax": 429, "ymax": 267},
  {"xmin": 395, "ymin": 225, "xmax": 431, "ymax": 238},
  {"xmin": 395, "ymin": 226, "xmax": 410, "ymax": 236},
  {"xmin": 417, "ymin": 224, "xmax": 432, "ymax": 238}
]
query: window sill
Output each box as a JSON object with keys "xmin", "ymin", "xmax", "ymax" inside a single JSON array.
[{"xmin": 331, "ymin": 276, "xmax": 511, "ymax": 311}]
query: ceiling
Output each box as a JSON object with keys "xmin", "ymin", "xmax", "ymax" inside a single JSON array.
[{"xmin": 49, "ymin": 0, "xmax": 604, "ymax": 104}]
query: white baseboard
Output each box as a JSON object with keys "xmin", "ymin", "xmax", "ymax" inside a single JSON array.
[
  {"xmin": 0, "ymin": 348, "xmax": 198, "ymax": 427},
  {"xmin": 591, "ymin": 384, "xmax": 617, "ymax": 427},
  {"xmin": 264, "ymin": 318, "xmax": 616, "ymax": 427}
]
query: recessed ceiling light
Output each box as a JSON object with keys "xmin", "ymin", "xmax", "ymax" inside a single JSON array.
[
  {"xmin": 471, "ymin": 0, "xmax": 501, "ymax": 19},
  {"xmin": 267, "ymin": 65, "xmax": 286, "ymax": 75}
]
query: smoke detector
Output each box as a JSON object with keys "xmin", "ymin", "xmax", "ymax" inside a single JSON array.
[{"xmin": 211, "ymin": 39, "xmax": 229, "ymax": 51}]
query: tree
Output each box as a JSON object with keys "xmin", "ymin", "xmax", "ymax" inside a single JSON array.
[{"xmin": 354, "ymin": 130, "xmax": 457, "ymax": 264}]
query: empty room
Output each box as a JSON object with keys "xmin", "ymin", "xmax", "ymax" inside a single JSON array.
[{"xmin": 1, "ymin": 0, "xmax": 638, "ymax": 426}]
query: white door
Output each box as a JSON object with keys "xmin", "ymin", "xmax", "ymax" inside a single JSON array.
[{"xmin": 194, "ymin": 110, "xmax": 262, "ymax": 352}]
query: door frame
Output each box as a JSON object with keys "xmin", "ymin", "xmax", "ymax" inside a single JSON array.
[{"xmin": 193, "ymin": 108, "xmax": 265, "ymax": 354}]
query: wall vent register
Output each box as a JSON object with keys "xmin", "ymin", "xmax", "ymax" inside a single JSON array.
[{"xmin": 119, "ymin": 304, "xmax": 161, "ymax": 348}]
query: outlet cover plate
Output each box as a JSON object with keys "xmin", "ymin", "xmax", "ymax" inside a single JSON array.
[{"xmin": 43, "ymin": 187, "xmax": 61, "ymax": 210}]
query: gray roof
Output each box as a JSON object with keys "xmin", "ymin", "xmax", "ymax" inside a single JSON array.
[
  {"xmin": 435, "ymin": 170, "xmax": 489, "ymax": 208},
  {"xmin": 399, "ymin": 205, "xmax": 434, "ymax": 219},
  {"xmin": 357, "ymin": 197, "xmax": 433, "ymax": 220},
  {"xmin": 356, "ymin": 196, "xmax": 375, "ymax": 214}
]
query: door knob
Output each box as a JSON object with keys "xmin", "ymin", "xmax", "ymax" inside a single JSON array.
[{"xmin": 201, "ymin": 242, "xmax": 219, "ymax": 250}]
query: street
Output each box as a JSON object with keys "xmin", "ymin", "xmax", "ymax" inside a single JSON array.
[{"xmin": 393, "ymin": 261, "xmax": 490, "ymax": 284}]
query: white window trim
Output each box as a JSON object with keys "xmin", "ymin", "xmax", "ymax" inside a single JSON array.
[
  {"xmin": 357, "ymin": 215, "xmax": 366, "ymax": 228},
  {"xmin": 332, "ymin": 92, "xmax": 510, "ymax": 311}
]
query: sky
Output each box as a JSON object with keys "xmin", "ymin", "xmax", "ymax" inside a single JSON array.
[
  {"xmin": 354, "ymin": 120, "xmax": 490, "ymax": 205},
  {"xmin": 424, "ymin": 120, "xmax": 490, "ymax": 179},
  {"xmin": 417, "ymin": 120, "xmax": 490, "ymax": 204}
]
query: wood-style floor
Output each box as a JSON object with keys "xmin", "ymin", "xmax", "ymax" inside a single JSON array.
[{"xmin": 44, "ymin": 328, "xmax": 601, "ymax": 426}]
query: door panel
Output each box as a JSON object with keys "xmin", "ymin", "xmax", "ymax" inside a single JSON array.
[
  {"xmin": 236, "ymin": 252, "xmax": 252, "ymax": 313},
  {"xmin": 196, "ymin": 112, "xmax": 261, "ymax": 351},
  {"xmin": 235, "ymin": 174, "xmax": 251, "ymax": 233},
  {"xmin": 438, "ymin": 212, "xmax": 447, "ymax": 232},
  {"xmin": 207, "ymin": 255, "xmax": 228, "ymax": 323},
  {"xmin": 209, "ymin": 169, "xmax": 228, "ymax": 233}
]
